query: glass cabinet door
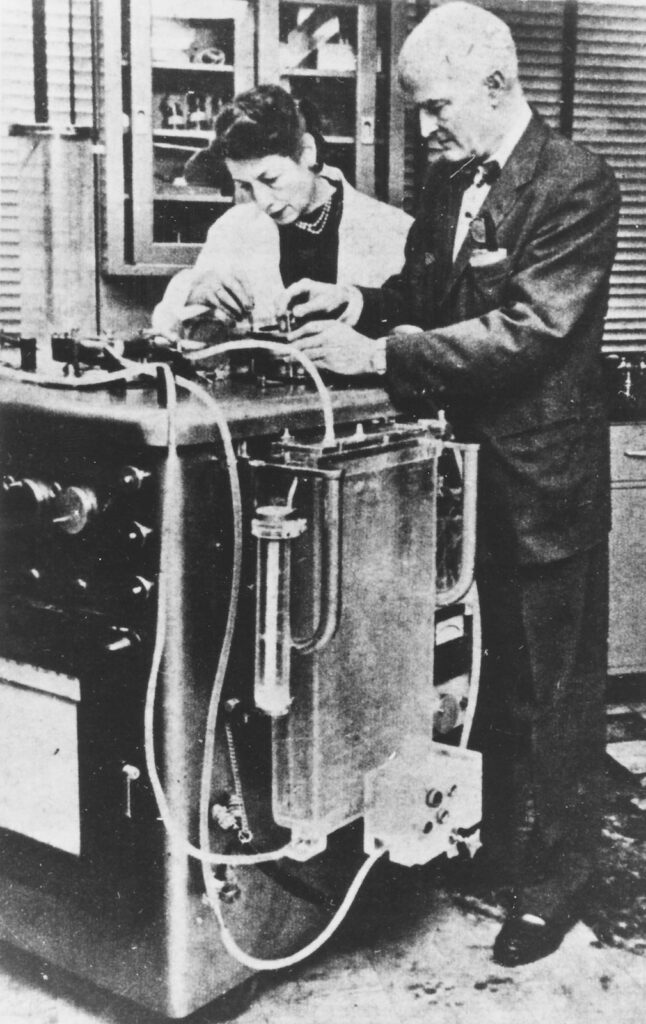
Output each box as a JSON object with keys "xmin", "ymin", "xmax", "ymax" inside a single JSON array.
[
  {"xmin": 102, "ymin": 0, "xmax": 406, "ymax": 274},
  {"xmin": 126, "ymin": 0, "xmax": 254, "ymax": 268},
  {"xmin": 260, "ymin": 1, "xmax": 393, "ymax": 200}
]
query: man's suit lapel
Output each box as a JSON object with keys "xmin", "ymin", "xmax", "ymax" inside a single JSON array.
[{"xmin": 439, "ymin": 115, "xmax": 551, "ymax": 307}]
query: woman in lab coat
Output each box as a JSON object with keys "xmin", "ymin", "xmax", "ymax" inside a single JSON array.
[{"xmin": 152, "ymin": 84, "xmax": 411, "ymax": 336}]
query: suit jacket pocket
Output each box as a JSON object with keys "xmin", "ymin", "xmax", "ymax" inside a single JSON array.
[
  {"xmin": 451, "ymin": 254, "xmax": 510, "ymax": 322},
  {"xmin": 467, "ymin": 255, "xmax": 510, "ymax": 309}
]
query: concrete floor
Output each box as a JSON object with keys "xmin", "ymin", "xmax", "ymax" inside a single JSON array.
[{"xmin": 1, "ymin": 884, "xmax": 644, "ymax": 1024}]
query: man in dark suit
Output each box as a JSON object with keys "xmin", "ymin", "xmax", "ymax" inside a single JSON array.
[{"xmin": 282, "ymin": 1, "xmax": 620, "ymax": 966}]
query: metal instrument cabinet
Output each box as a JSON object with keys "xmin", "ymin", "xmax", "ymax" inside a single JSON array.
[{"xmin": 609, "ymin": 422, "xmax": 646, "ymax": 674}]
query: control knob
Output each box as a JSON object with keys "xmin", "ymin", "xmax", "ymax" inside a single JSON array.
[
  {"xmin": 124, "ymin": 520, "xmax": 154, "ymax": 549},
  {"xmin": 52, "ymin": 485, "xmax": 98, "ymax": 535},
  {"xmin": 104, "ymin": 626, "xmax": 140, "ymax": 654},
  {"xmin": 2, "ymin": 476, "xmax": 60, "ymax": 519},
  {"xmin": 22, "ymin": 566, "xmax": 44, "ymax": 591},
  {"xmin": 123, "ymin": 575, "xmax": 155, "ymax": 603},
  {"xmin": 118, "ymin": 465, "xmax": 152, "ymax": 493}
]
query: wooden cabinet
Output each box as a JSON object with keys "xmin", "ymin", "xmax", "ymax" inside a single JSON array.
[
  {"xmin": 609, "ymin": 422, "xmax": 646, "ymax": 674},
  {"xmin": 103, "ymin": 0, "xmax": 408, "ymax": 275}
]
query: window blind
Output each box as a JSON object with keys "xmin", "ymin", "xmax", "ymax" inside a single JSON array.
[
  {"xmin": 495, "ymin": 0, "xmax": 566, "ymax": 129},
  {"xmin": 45, "ymin": 0, "xmax": 94, "ymax": 128},
  {"xmin": 0, "ymin": 2, "xmax": 34, "ymax": 331},
  {"xmin": 0, "ymin": 0, "xmax": 94, "ymax": 332},
  {"xmin": 572, "ymin": 0, "xmax": 646, "ymax": 345},
  {"xmin": 400, "ymin": 1, "xmax": 425, "ymax": 213}
]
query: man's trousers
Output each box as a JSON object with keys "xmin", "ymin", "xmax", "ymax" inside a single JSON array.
[{"xmin": 472, "ymin": 542, "xmax": 608, "ymax": 918}]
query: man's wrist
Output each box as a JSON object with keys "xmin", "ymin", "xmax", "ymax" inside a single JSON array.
[{"xmin": 369, "ymin": 336, "xmax": 388, "ymax": 376}]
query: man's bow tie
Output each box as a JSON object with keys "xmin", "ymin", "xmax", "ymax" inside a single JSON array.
[{"xmin": 453, "ymin": 158, "xmax": 501, "ymax": 189}]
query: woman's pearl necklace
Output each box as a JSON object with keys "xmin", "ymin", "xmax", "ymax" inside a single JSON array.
[{"xmin": 294, "ymin": 191, "xmax": 334, "ymax": 235}]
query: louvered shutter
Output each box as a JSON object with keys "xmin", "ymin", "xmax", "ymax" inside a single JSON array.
[
  {"xmin": 0, "ymin": 2, "xmax": 35, "ymax": 331},
  {"xmin": 45, "ymin": 0, "xmax": 94, "ymax": 126},
  {"xmin": 397, "ymin": 0, "xmax": 424, "ymax": 213},
  {"xmin": 494, "ymin": 0, "xmax": 566, "ymax": 128},
  {"xmin": 0, "ymin": 0, "xmax": 94, "ymax": 333},
  {"xmin": 572, "ymin": 0, "xmax": 646, "ymax": 346}
]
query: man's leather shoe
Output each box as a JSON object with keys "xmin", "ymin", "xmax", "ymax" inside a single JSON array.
[{"xmin": 493, "ymin": 912, "xmax": 572, "ymax": 967}]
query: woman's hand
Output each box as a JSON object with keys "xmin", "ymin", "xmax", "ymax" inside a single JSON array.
[{"xmin": 186, "ymin": 264, "xmax": 254, "ymax": 321}]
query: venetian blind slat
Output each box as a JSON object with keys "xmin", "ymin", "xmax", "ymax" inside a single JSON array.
[
  {"xmin": 0, "ymin": 0, "xmax": 34, "ymax": 330},
  {"xmin": 496, "ymin": 0, "xmax": 565, "ymax": 128},
  {"xmin": 45, "ymin": 0, "xmax": 93, "ymax": 126},
  {"xmin": 573, "ymin": 0, "xmax": 646, "ymax": 346}
]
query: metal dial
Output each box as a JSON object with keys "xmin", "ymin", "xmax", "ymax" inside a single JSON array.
[{"xmin": 52, "ymin": 486, "xmax": 98, "ymax": 535}]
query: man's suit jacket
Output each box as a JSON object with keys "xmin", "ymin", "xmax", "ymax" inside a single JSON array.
[{"xmin": 358, "ymin": 114, "xmax": 621, "ymax": 566}]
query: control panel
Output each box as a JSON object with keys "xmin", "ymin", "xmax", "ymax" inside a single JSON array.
[{"xmin": 0, "ymin": 452, "xmax": 158, "ymax": 671}]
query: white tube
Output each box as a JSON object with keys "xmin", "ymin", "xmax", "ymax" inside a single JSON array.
[
  {"xmin": 459, "ymin": 583, "xmax": 482, "ymax": 750},
  {"xmin": 0, "ymin": 363, "xmax": 155, "ymax": 389},
  {"xmin": 191, "ymin": 339, "xmax": 336, "ymax": 446},
  {"xmin": 208, "ymin": 848, "xmax": 385, "ymax": 972}
]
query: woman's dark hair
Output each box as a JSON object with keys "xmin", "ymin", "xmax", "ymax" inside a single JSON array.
[{"xmin": 214, "ymin": 84, "xmax": 325, "ymax": 171}]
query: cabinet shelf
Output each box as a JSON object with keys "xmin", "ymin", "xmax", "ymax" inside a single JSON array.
[
  {"xmin": 153, "ymin": 62, "xmax": 234, "ymax": 73},
  {"xmin": 280, "ymin": 67, "xmax": 356, "ymax": 78},
  {"xmin": 154, "ymin": 130, "xmax": 213, "ymax": 141},
  {"xmin": 155, "ymin": 189, "xmax": 232, "ymax": 203}
]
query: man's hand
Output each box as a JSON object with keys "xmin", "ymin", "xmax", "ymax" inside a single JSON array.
[
  {"xmin": 186, "ymin": 265, "xmax": 254, "ymax": 322},
  {"xmin": 289, "ymin": 320, "xmax": 377, "ymax": 376},
  {"xmin": 277, "ymin": 279, "xmax": 362, "ymax": 322}
]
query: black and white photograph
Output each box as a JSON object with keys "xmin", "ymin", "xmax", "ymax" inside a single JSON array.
[{"xmin": 0, "ymin": 1, "xmax": 644, "ymax": 1021}]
